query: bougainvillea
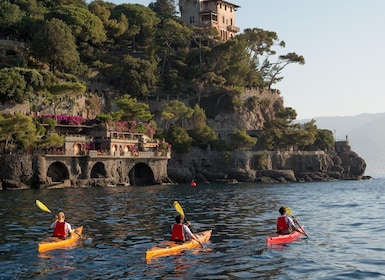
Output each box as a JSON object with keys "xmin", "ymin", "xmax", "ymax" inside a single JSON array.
[
  {"xmin": 39, "ymin": 115, "xmax": 85, "ymax": 126},
  {"xmin": 109, "ymin": 121, "xmax": 137, "ymax": 132}
]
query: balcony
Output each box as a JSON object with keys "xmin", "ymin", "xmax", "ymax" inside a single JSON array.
[{"xmin": 227, "ymin": 25, "xmax": 240, "ymax": 33}]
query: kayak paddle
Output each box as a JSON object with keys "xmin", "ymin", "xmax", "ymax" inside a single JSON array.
[
  {"xmin": 35, "ymin": 200, "xmax": 82, "ymax": 238},
  {"xmin": 36, "ymin": 200, "xmax": 55, "ymax": 218},
  {"xmin": 285, "ymin": 206, "xmax": 308, "ymax": 237},
  {"xmin": 173, "ymin": 201, "xmax": 203, "ymax": 248}
]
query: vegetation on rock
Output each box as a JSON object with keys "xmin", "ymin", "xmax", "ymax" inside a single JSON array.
[{"xmin": 0, "ymin": 0, "xmax": 334, "ymax": 156}]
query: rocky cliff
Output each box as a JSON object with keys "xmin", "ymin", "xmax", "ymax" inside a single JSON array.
[
  {"xmin": 168, "ymin": 140, "xmax": 367, "ymax": 183},
  {"xmin": 166, "ymin": 89, "xmax": 367, "ymax": 183}
]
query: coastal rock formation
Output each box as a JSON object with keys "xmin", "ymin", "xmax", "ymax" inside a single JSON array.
[{"xmin": 167, "ymin": 141, "xmax": 367, "ymax": 184}]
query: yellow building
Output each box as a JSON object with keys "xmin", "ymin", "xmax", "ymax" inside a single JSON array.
[{"xmin": 179, "ymin": 0, "xmax": 240, "ymax": 41}]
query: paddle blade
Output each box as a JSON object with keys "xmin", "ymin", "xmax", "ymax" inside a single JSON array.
[
  {"xmin": 284, "ymin": 206, "xmax": 293, "ymax": 216},
  {"xmin": 173, "ymin": 201, "xmax": 185, "ymax": 216},
  {"xmin": 36, "ymin": 200, "xmax": 52, "ymax": 214}
]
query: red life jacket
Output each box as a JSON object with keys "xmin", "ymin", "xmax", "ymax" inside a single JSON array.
[
  {"xmin": 53, "ymin": 221, "xmax": 66, "ymax": 238},
  {"xmin": 276, "ymin": 216, "xmax": 289, "ymax": 233},
  {"xmin": 171, "ymin": 224, "xmax": 185, "ymax": 241}
]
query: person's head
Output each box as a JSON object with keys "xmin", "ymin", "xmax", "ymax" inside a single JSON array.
[
  {"xmin": 175, "ymin": 214, "xmax": 184, "ymax": 223},
  {"xmin": 279, "ymin": 207, "xmax": 286, "ymax": 215},
  {"xmin": 57, "ymin": 212, "xmax": 65, "ymax": 221}
]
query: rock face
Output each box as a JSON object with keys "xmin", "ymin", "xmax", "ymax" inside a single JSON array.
[{"xmin": 167, "ymin": 141, "xmax": 367, "ymax": 183}]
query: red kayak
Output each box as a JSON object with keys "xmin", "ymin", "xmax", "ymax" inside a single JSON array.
[{"xmin": 266, "ymin": 226, "xmax": 305, "ymax": 245}]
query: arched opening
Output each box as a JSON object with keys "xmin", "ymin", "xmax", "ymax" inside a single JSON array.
[
  {"xmin": 90, "ymin": 162, "xmax": 107, "ymax": 178},
  {"xmin": 74, "ymin": 142, "xmax": 83, "ymax": 155},
  {"xmin": 47, "ymin": 162, "xmax": 69, "ymax": 182},
  {"xmin": 128, "ymin": 163, "xmax": 155, "ymax": 186}
]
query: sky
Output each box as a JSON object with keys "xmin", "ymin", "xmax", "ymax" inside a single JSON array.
[{"xmin": 105, "ymin": 0, "xmax": 385, "ymax": 119}]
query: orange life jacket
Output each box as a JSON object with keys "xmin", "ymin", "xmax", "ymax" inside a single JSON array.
[
  {"xmin": 53, "ymin": 221, "xmax": 66, "ymax": 238},
  {"xmin": 276, "ymin": 216, "xmax": 289, "ymax": 233},
  {"xmin": 171, "ymin": 224, "xmax": 185, "ymax": 241}
]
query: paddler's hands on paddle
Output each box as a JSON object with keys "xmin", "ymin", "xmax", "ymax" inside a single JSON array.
[
  {"xmin": 285, "ymin": 206, "xmax": 308, "ymax": 237},
  {"xmin": 192, "ymin": 234, "xmax": 203, "ymax": 248}
]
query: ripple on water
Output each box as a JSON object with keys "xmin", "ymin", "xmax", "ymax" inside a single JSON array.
[{"xmin": 2, "ymin": 179, "xmax": 385, "ymax": 279}]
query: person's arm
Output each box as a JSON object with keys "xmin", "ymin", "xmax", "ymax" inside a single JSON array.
[
  {"xmin": 287, "ymin": 217, "xmax": 303, "ymax": 234},
  {"xmin": 289, "ymin": 219, "xmax": 305, "ymax": 234},
  {"xmin": 50, "ymin": 221, "xmax": 56, "ymax": 229},
  {"xmin": 183, "ymin": 225, "xmax": 203, "ymax": 248},
  {"xmin": 183, "ymin": 224, "xmax": 198, "ymax": 241},
  {"xmin": 67, "ymin": 223, "xmax": 73, "ymax": 234}
]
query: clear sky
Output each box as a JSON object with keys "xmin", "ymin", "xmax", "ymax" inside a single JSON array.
[{"xmin": 105, "ymin": 0, "xmax": 385, "ymax": 119}]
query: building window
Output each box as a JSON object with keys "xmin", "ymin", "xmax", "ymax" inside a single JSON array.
[
  {"xmin": 222, "ymin": 16, "xmax": 225, "ymax": 24},
  {"xmin": 202, "ymin": 15, "xmax": 210, "ymax": 22},
  {"xmin": 190, "ymin": 16, "xmax": 195, "ymax": 23}
]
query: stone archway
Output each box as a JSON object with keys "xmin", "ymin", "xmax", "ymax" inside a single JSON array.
[
  {"xmin": 47, "ymin": 161, "xmax": 69, "ymax": 182},
  {"xmin": 90, "ymin": 162, "xmax": 107, "ymax": 178},
  {"xmin": 74, "ymin": 142, "xmax": 83, "ymax": 155},
  {"xmin": 128, "ymin": 163, "xmax": 155, "ymax": 186}
]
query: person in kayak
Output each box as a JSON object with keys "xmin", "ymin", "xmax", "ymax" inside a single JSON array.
[
  {"xmin": 170, "ymin": 214, "xmax": 198, "ymax": 242},
  {"xmin": 276, "ymin": 206, "xmax": 302, "ymax": 234},
  {"xmin": 50, "ymin": 212, "xmax": 73, "ymax": 239}
]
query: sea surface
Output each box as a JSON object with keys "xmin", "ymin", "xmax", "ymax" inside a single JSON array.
[{"xmin": 1, "ymin": 177, "xmax": 385, "ymax": 279}]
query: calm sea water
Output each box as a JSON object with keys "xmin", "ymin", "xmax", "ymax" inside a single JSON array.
[{"xmin": 1, "ymin": 177, "xmax": 385, "ymax": 279}]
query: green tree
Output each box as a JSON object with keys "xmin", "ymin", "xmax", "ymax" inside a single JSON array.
[
  {"xmin": 47, "ymin": 5, "xmax": 107, "ymax": 45},
  {"xmin": 165, "ymin": 124, "xmax": 192, "ymax": 154},
  {"xmin": 191, "ymin": 125, "xmax": 217, "ymax": 148},
  {"xmin": 239, "ymin": 28, "xmax": 305, "ymax": 89},
  {"xmin": 46, "ymin": 4, "xmax": 107, "ymax": 60},
  {"xmin": 296, "ymin": 119, "xmax": 318, "ymax": 150},
  {"xmin": 190, "ymin": 104, "xmax": 217, "ymax": 148},
  {"xmin": 264, "ymin": 52, "xmax": 305, "ymax": 89},
  {"xmin": 193, "ymin": 72, "xmax": 226, "ymax": 105},
  {"xmin": 191, "ymin": 104, "xmax": 206, "ymax": 132},
  {"xmin": 39, "ymin": 133, "xmax": 65, "ymax": 148},
  {"xmin": 184, "ymin": 27, "xmax": 220, "ymax": 80},
  {"xmin": 0, "ymin": 114, "xmax": 39, "ymax": 153},
  {"xmin": 161, "ymin": 100, "xmax": 194, "ymax": 133},
  {"xmin": 31, "ymin": 18, "xmax": 80, "ymax": 72},
  {"xmin": 0, "ymin": 69, "xmax": 28, "ymax": 104},
  {"xmin": 88, "ymin": 1, "xmax": 128, "ymax": 40},
  {"xmin": 117, "ymin": 55, "xmax": 158, "ymax": 96},
  {"xmin": 229, "ymin": 129, "xmax": 257, "ymax": 150},
  {"xmin": 114, "ymin": 94, "xmax": 153, "ymax": 122},
  {"xmin": 149, "ymin": 0, "xmax": 178, "ymax": 20},
  {"xmin": 206, "ymin": 38, "xmax": 258, "ymax": 87},
  {"xmin": 259, "ymin": 107, "xmax": 297, "ymax": 150},
  {"xmin": 0, "ymin": 2, "xmax": 25, "ymax": 36},
  {"xmin": 154, "ymin": 18, "xmax": 191, "ymax": 90},
  {"xmin": 111, "ymin": 4, "xmax": 160, "ymax": 50},
  {"xmin": 314, "ymin": 129, "xmax": 334, "ymax": 151}
]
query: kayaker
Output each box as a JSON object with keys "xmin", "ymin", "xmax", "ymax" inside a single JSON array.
[
  {"xmin": 170, "ymin": 214, "xmax": 195, "ymax": 242},
  {"xmin": 50, "ymin": 212, "xmax": 73, "ymax": 239},
  {"xmin": 276, "ymin": 206, "xmax": 302, "ymax": 234}
]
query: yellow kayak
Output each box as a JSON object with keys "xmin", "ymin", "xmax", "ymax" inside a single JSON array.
[
  {"xmin": 145, "ymin": 229, "xmax": 212, "ymax": 260},
  {"xmin": 38, "ymin": 226, "xmax": 83, "ymax": 252}
]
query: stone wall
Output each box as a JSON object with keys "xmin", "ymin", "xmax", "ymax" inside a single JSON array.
[
  {"xmin": 167, "ymin": 141, "xmax": 367, "ymax": 183},
  {"xmin": 0, "ymin": 154, "xmax": 171, "ymax": 190}
]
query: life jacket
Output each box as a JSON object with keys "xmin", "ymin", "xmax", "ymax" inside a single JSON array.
[
  {"xmin": 276, "ymin": 216, "xmax": 289, "ymax": 233},
  {"xmin": 53, "ymin": 221, "xmax": 66, "ymax": 238},
  {"xmin": 171, "ymin": 224, "xmax": 185, "ymax": 241}
]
